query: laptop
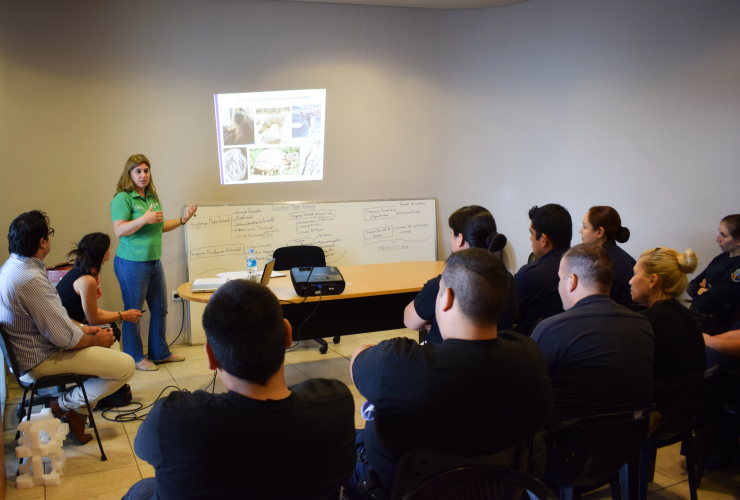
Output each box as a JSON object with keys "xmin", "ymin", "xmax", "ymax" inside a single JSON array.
[{"xmin": 259, "ymin": 258, "xmax": 276, "ymax": 286}]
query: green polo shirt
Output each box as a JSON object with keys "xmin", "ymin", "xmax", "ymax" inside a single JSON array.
[{"xmin": 110, "ymin": 190, "xmax": 164, "ymax": 261}]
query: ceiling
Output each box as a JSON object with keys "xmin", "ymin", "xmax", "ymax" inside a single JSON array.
[{"xmin": 278, "ymin": 0, "xmax": 527, "ymax": 9}]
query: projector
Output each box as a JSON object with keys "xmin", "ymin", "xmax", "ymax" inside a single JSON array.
[{"xmin": 290, "ymin": 266, "xmax": 346, "ymax": 297}]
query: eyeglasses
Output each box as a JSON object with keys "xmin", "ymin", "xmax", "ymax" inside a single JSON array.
[{"xmin": 47, "ymin": 228, "xmax": 55, "ymax": 237}]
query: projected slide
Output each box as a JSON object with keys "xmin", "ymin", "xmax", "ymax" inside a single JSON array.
[{"xmin": 214, "ymin": 89, "xmax": 326, "ymax": 185}]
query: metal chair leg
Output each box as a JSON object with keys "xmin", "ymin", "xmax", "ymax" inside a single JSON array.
[{"xmin": 76, "ymin": 376, "xmax": 106, "ymax": 461}]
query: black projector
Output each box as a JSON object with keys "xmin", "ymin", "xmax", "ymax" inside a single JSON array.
[{"xmin": 290, "ymin": 266, "xmax": 346, "ymax": 297}]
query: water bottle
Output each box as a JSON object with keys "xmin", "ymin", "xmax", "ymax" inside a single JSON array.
[{"xmin": 247, "ymin": 249, "xmax": 257, "ymax": 280}]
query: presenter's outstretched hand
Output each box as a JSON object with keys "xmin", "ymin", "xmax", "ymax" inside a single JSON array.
[
  {"xmin": 143, "ymin": 204, "xmax": 164, "ymax": 224},
  {"xmin": 183, "ymin": 203, "xmax": 198, "ymax": 224}
]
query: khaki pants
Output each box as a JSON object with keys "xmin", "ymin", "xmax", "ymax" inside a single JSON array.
[{"xmin": 21, "ymin": 347, "xmax": 135, "ymax": 415}]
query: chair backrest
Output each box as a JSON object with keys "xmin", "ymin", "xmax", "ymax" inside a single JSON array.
[
  {"xmin": 544, "ymin": 409, "xmax": 651, "ymax": 488},
  {"xmin": 0, "ymin": 324, "xmax": 27, "ymax": 387},
  {"xmin": 272, "ymin": 245, "xmax": 326, "ymax": 271},
  {"xmin": 402, "ymin": 466, "xmax": 558, "ymax": 500},
  {"xmin": 391, "ymin": 439, "xmax": 533, "ymax": 500},
  {"xmin": 651, "ymin": 367, "xmax": 717, "ymax": 443}
]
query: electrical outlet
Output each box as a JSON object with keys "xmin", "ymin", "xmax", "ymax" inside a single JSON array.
[{"xmin": 172, "ymin": 291, "xmax": 180, "ymax": 301}]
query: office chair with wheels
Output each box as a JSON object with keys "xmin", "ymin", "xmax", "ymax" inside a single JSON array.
[
  {"xmin": 272, "ymin": 245, "xmax": 339, "ymax": 353},
  {"xmin": 401, "ymin": 466, "xmax": 558, "ymax": 500},
  {"xmin": 543, "ymin": 409, "xmax": 652, "ymax": 500},
  {"xmin": 638, "ymin": 368, "xmax": 717, "ymax": 500},
  {"xmin": 0, "ymin": 325, "xmax": 106, "ymax": 462}
]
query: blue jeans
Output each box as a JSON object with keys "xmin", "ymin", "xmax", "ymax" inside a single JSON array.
[
  {"xmin": 114, "ymin": 256, "xmax": 171, "ymax": 363},
  {"xmin": 122, "ymin": 477, "xmax": 156, "ymax": 500}
]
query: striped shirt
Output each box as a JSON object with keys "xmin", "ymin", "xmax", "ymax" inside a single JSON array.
[{"xmin": 0, "ymin": 254, "xmax": 83, "ymax": 373}]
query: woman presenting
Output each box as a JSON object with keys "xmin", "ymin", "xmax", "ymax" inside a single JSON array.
[
  {"xmin": 111, "ymin": 154, "xmax": 197, "ymax": 371},
  {"xmin": 688, "ymin": 214, "xmax": 740, "ymax": 335}
]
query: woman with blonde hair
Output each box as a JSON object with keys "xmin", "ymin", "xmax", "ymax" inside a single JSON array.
[
  {"xmin": 629, "ymin": 247, "xmax": 705, "ymax": 380},
  {"xmin": 111, "ymin": 154, "xmax": 197, "ymax": 371}
]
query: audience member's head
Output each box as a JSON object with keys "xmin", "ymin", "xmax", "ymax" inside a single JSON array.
[
  {"xmin": 528, "ymin": 204, "xmax": 572, "ymax": 257},
  {"xmin": 718, "ymin": 214, "xmax": 740, "ymax": 254},
  {"xmin": 437, "ymin": 248, "xmax": 510, "ymax": 332},
  {"xmin": 202, "ymin": 280, "xmax": 288, "ymax": 385},
  {"xmin": 116, "ymin": 154, "xmax": 160, "ymax": 200},
  {"xmin": 8, "ymin": 210, "xmax": 51, "ymax": 258},
  {"xmin": 448, "ymin": 206, "xmax": 507, "ymax": 253},
  {"xmin": 630, "ymin": 248, "xmax": 698, "ymax": 306},
  {"xmin": 67, "ymin": 232, "xmax": 111, "ymax": 276},
  {"xmin": 558, "ymin": 243, "xmax": 613, "ymax": 310},
  {"xmin": 580, "ymin": 206, "xmax": 630, "ymax": 246}
]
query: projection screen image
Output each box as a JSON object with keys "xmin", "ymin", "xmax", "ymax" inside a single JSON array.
[{"xmin": 214, "ymin": 89, "xmax": 326, "ymax": 185}]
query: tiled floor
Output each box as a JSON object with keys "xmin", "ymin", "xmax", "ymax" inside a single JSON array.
[{"xmin": 3, "ymin": 329, "xmax": 739, "ymax": 499}]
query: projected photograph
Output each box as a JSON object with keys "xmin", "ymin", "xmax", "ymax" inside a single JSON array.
[
  {"xmin": 222, "ymin": 148, "xmax": 248, "ymax": 182},
  {"xmin": 248, "ymin": 146, "xmax": 300, "ymax": 177},
  {"xmin": 222, "ymin": 108, "xmax": 254, "ymax": 146},
  {"xmin": 215, "ymin": 89, "xmax": 326, "ymax": 184},
  {"xmin": 292, "ymin": 105, "xmax": 322, "ymax": 138}
]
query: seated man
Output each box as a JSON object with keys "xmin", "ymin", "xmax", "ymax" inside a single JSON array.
[
  {"xmin": 531, "ymin": 243, "xmax": 654, "ymax": 427},
  {"xmin": 0, "ymin": 210, "xmax": 135, "ymax": 444},
  {"xmin": 123, "ymin": 279, "xmax": 356, "ymax": 500},
  {"xmin": 515, "ymin": 204, "xmax": 573, "ymax": 335},
  {"xmin": 349, "ymin": 248, "xmax": 554, "ymax": 496}
]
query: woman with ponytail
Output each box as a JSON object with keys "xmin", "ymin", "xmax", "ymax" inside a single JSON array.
[
  {"xmin": 687, "ymin": 214, "xmax": 740, "ymax": 335},
  {"xmin": 579, "ymin": 206, "xmax": 639, "ymax": 308},
  {"xmin": 629, "ymin": 247, "xmax": 705, "ymax": 380},
  {"xmin": 404, "ymin": 206, "xmax": 518, "ymax": 344},
  {"xmin": 57, "ymin": 232, "xmax": 142, "ymax": 332}
]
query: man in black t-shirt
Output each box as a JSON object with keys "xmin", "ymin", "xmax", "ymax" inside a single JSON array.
[
  {"xmin": 348, "ymin": 248, "xmax": 554, "ymax": 496},
  {"xmin": 531, "ymin": 244, "xmax": 654, "ymax": 427},
  {"xmin": 122, "ymin": 280, "xmax": 356, "ymax": 500}
]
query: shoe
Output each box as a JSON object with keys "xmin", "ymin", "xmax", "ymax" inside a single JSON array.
[
  {"xmin": 94, "ymin": 384, "xmax": 133, "ymax": 410},
  {"xmin": 135, "ymin": 359, "xmax": 158, "ymax": 371},
  {"xmin": 49, "ymin": 397, "xmax": 93, "ymax": 445},
  {"xmin": 154, "ymin": 354, "xmax": 185, "ymax": 364}
]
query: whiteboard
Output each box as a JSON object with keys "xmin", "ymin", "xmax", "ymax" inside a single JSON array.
[
  {"xmin": 184, "ymin": 199, "xmax": 437, "ymax": 342},
  {"xmin": 185, "ymin": 199, "xmax": 437, "ymax": 278}
]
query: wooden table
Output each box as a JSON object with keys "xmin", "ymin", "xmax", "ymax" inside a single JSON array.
[{"xmin": 178, "ymin": 261, "xmax": 445, "ymax": 345}]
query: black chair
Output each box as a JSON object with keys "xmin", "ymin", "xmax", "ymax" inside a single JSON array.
[
  {"xmin": 693, "ymin": 365, "xmax": 740, "ymax": 487},
  {"xmin": 543, "ymin": 409, "xmax": 652, "ymax": 500},
  {"xmin": 390, "ymin": 439, "xmax": 536, "ymax": 500},
  {"xmin": 273, "ymin": 245, "xmax": 338, "ymax": 354},
  {"xmin": 402, "ymin": 466, "xmax": 559, "ymax": 500},
  {"xmin": 638, "ymin": 368, "xmax": 717, "ymax": 500},
  {"xmin": 0, "ymin": 325, "xmax": 106, "ymax": 461}
]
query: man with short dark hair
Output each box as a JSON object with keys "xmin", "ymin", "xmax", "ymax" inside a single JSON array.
[
  {"xmin": 348, "ymin": 248, "xmax": 554, "ymax": 497},
  {"xmin": 514, "ymin": 204, "xmax": 573, "ymax": 335},
  {"xmin": 123, "ymin": 280, "xmax": 356, "ymax": 500},
  {"xmin": 531, "ymin": 243, "xmax": 654, "ymax": 426},
  {"xmin": 0, "ymin": 210, "xmax": 135, "ymax": 444}
]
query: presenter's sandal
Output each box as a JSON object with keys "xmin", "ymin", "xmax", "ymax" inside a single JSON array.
[
  {"xmin": 155, "ymin": 354, "xmax": 185, "ymax": 364},
  {"xmin": 49, "ymin": 397, "xmax": 93, "ymax": 445},
  {"xmin": 135, "ymin": 359, "xmax": 159, "ymax": 371}
]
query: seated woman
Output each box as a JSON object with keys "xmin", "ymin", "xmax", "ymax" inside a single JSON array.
[
  {"xmin": 688, "ymin": 214, "xmax": 740, "ymax": 335},
  {"xmin": 56, "ymin": 232, "xmax": 142, "ymax": 340},
  {"xmin": 404, "ymin": 205, "xmax": 518, "ymax": 343},
  {"xmin": 629, "ymin": 247, "xmax": 705, "ymax": 380},
  {"xmin": 579, "ymin": 206, "xmax": 639, "ymax": 308}
]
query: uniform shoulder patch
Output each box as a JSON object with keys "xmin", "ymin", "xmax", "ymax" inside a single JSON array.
[{"xmin": 731, "ymin": 269, "xmax": 740, "ymax": 283}]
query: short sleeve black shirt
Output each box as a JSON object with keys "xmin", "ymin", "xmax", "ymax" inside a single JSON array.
[
  {"xmin": 134, "ymin": 379, "xmax": 356, "ymax": 500},
  {"xmin": 514, "ymin": 247, "xmax": 568, "ymax": 335},
  {"xmin": 531, "ymin": 294, "xmax": 654, "ymax": 426},
  {"xmin": 352, "ymin": 333, "xmax": 554, "ymax": 491}
]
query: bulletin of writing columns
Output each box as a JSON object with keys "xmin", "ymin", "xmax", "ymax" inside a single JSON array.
[{"xmin": 15, "ymin": 409, "xmax": 68, "ymax": 488}]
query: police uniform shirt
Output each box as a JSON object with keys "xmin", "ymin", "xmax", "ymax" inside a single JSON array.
[{"xmin": 514, "ymin": 246, "xmax": 569, "ymax": 335}]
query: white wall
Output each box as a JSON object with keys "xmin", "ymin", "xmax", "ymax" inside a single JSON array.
[{"xmin": 1, "ymin": 0, "xmax": 738, "ymax": 342}]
